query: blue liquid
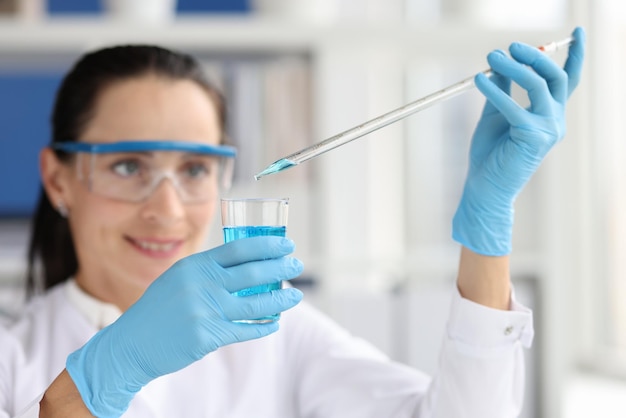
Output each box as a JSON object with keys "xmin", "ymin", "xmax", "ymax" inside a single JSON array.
[
  {"xmin": 254, "ymin": 158, "xmax": 297, "ymax": 180},
  {"xmin": 223, "ymin": 225, "xmax": 286, "ymax": 322},
  {"xmin": 223, "ymin": 225, "xmax": 286, "ymax": 243}
]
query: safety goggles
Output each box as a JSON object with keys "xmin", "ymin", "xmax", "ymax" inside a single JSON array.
[{"xmin": 52, "ymin": 140, "xmax": 236, "ymax": 203}]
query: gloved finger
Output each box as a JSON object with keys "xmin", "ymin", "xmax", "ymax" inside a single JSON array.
[
  {"xmin": 477, "ymin": 61, "xmax": 511, "ymax": 119},
  {"xmin": 487, "ymin": 49, "xmax": 554, "ymax": 117},
  {"xmin": 222, "ymin": 257, "xmax": 304, "ymax": 293},
  {"xmin": 202, "ymin": 236, "xmax": 296, "ymax": 268},
  {"xmin": 474, "ymin": 71, "xmax": 526, "ymax": 126},
  {"xmin": 223, "ymin": 287, "xmax": 303, "ymax": 321},
  {"xmin": 227, "ymin": 321, "xmax": 280, "ymax": 341},
  {"xmin": 193, "ymin": 320, "xmax": 281, "ymax": 354},
  {"xmin": 509, "ymin": 42, "xmax": 568, "ymax": 104},
  {"xmin": 564, "ymin": 26, "xmax": 586, "ymax": 97}
]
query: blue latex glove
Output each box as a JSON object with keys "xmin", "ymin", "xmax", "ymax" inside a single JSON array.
[
  {"xmin": 452, "ymin": 27, "xmax": 586, "ymax": 256},
  {"xmin": 66, "ymin": 236, "xmax": 303, "ymax": 417}
]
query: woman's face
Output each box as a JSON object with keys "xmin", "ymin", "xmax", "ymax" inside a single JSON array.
[{"xmin": 54, "ymin": 74, "xmax": 222, "ymax": 309}]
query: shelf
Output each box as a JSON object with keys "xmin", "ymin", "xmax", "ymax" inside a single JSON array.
[{"xmin": 0, "ymin": 16, "xmax": 569, "ymax": 56}]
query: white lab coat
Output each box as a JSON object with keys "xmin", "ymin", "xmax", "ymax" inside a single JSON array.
[{"xmin": 0, "ymin": 279, "xmax": 533, "ymax": 418}]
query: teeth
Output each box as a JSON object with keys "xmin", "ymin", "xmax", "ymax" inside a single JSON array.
[{"xmin": 136, "ymin": 240, "xmax": 177, "ymax": 252}]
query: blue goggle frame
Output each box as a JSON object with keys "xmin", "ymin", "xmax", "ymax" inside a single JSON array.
[{"xmin": 52, "ymin": 140, "xmax": 237, "ymax": 158}]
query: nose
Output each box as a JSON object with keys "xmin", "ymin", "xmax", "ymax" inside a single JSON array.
[{"xmin": 139, "ymin": 177, "xmax": 186, "ymax": 225}]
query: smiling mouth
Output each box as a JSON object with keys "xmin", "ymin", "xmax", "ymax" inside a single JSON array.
[
  {"xmin": 126, "ymin": 237, "xmax": 183, "ymax": 257},
  {"xmin": 136, "ymin": 240, "xmax": 177, "ymax": 251}
]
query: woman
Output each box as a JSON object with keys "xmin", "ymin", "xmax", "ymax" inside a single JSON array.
[{"xmin": 0, "ymin": 27, "xmax": 585, "ymax": 418}]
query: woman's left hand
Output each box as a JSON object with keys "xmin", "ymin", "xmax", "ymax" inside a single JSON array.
[{"xmin": 453, "ymin": 27, "xmax": 586, "ymax": 256}]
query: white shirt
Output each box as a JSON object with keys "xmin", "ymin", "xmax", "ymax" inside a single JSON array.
[{"xmin": 0, "ymin": 279, "xmax": 533, "ymax": 418}]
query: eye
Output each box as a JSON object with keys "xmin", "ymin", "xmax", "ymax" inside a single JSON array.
[
  {"xmin": 183, "ymin": 161, "xmax": 213, "ymax": 179},
  {"xmin": 111, "ymin": 159, "xmax": 142, "ymax": 177}
]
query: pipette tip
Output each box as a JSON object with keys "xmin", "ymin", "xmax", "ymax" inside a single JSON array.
[{"xmin": 254, "ymin": 158, "xmax": 297, "ymax": 180}]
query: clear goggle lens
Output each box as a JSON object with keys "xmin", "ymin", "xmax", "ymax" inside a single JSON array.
[{"xmin": 53, "ymin": 141, "xmax": 236, "ymax": 203}]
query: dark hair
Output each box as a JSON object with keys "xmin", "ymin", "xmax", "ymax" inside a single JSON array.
[{"xmin": 26, "ymin": 45, "xmax": 227, "ymax": 298}]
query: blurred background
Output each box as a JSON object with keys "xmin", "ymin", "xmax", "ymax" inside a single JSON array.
[{"xmin": 0, "ymin": 0, "xmax": 623, "ymax": 416}]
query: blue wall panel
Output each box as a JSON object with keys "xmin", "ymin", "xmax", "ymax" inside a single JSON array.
[
  {"xmin": 48, "ymin": 0, "xmax": 101, "ymax": 14},
  {"xmin": 47, "ymin": 0, "xmax": 250, "ymax": 14},
  {"xmin": 0, "ymin": 74, "xmax": 62, "ymax": 217},
  {"xmin": 178, "ymin": 0, "xmax": 250, "ymax": 13}
]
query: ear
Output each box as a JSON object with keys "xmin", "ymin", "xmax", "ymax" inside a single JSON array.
[{"xmin": 40, "ymin": 148, "xmax": 74, "ymax": 210}]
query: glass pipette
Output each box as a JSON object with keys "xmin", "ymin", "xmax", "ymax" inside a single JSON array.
[{"xmin": 255, "ymin": 36, "xmax": 575, "ymax": 180}]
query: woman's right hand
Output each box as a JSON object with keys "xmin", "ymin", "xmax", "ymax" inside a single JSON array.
[{"xmin": 65, "ymin": 236, "xmax": 303, "ymax": 418}]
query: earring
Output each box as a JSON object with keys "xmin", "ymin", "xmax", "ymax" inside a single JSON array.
[{"xmin": 57, "ymin": 201, "xmax": 68, "ymax": 218}]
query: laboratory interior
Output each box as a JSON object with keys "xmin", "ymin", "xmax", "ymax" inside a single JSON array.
[{"xmin": 0, "ymin": 0, "xmax": 623, "ymax": 417}]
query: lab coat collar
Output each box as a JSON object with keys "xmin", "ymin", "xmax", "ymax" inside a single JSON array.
[{"xmin": 65, "ymin": 279, "xmax": 122, "ymax": 330}]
